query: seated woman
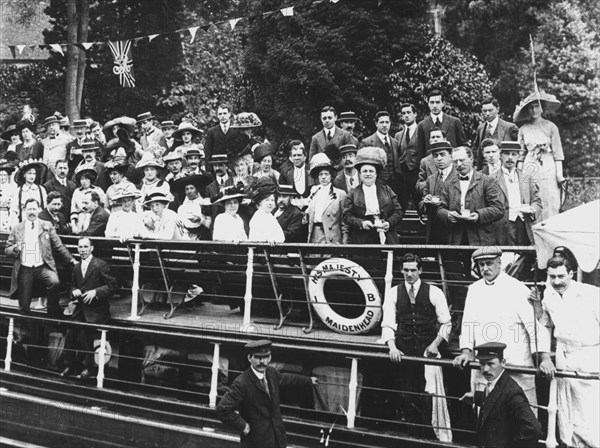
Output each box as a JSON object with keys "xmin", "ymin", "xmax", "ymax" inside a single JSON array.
[
  {"xmin": 136, "ymin": 153, "xmax": 171, "ymax": 203},
  {"xmin": 10, "ymin": 159, "xmax": 48, "ymax": 224},
  {"xmin": 212, "ymin": 185, "xmax": 248, "ymax": 242},
  {"xmin": 170, "ymin": 122, "xmax": 204, "ymax": 160},
  {"xmin": 105, "ymin": 186, "xmax": 144, "ymax": 241},
  {"xmin": 248, "ymin": 177, "xmax": 285, "ymax": 243},
  {"xmin": 252, "ymin": 143, "xmax": 280, "ymax": 183},
  {"xmin": 173, "ymin": 174, "xmax": 212, "ymax": 240},
  {"xmin": 342, "ymin": 147, "xmax": 403, "ymax": 244},
  {"xmin": 105, "ymin": 158, "xmax": 138, "ymax": 211},
  {"xmin": 140, "ymin": 191, "xmax": 186, "ymax": 240},
  {"xmin": 15, "ymin": 120, "xmax": 44, "ymax": 161},
  {"xmin": 306, "ymin": 153, "xmax": 347, "ymax": 244},
  {"xmin": 0, "ymin": 125, "xmax": 22, "ymax": 160},
  {"xmin": 71, "ymin": 166, "xmax": 107, "ymax": 234}
]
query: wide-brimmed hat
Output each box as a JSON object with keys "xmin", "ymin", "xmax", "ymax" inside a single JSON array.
[
  {"xmin": 15, "ymin": 158, "xmax": 47, "ymax": 186},
  {"xmin": 137, "ymin": 112, "xmax": 154, "ymax": 123},
  {"xmin": 0, "ymin": 159, "xmax": 18, "ymax": 174},
  {"xmin": 337, "ymin": 111, "xmax": 361, "ymax": 123},
  {"xmin": 136, "ymin": 152, "xmax": 165, "ymax": 170},
  {"xmin": 209, "ymin": 154, "xmax": 228, "ymax": 165},
  {"xmin": 103, "ymin": 116, "xmax": 137, "ymax": 136},
  {"xmin": 104, "ymin": 160, "xmax": 129, "ymax": 176},
  {"xmin": 43, "ymin": 115, "xmax": 61, "ymax": 128},
  {"xmin": 253, "ymin": 143, "xmax": 273, "ymax": 163},
  {"xmin": 251, "ymin": 177, "xmax": 278, "ymax": 204},
  {"xmin": 513, "ymin": 91, "xmax": 561, "ymax": 123},
  {"xmin": 112, "ymin": 185, "xmax": 142, "ymax": 202},
  {"xmin": 171, "ymin": 174, "xmax": 211, "ymax": 195},
  {"xmin": 143, "ymin": 191, "xmax": 172, "ymax": 206},
  {"xmin": 16, "ymin": 119, "xmax": 37, "ymax": 135},
  {"xmin": 354, "ymin": 146, "xmax": 387, "ymax": 173},
  {"xmin": 309, "ymin": 153, "xmax": 335, "ymax": 178},
  {"xmin": 498, "ymin": 141, "xmax": 522, "ymax": 152},
  {"xmin": 339, "ymin": 143, "xmax": 358, "ymax": 155},
  {"xmin": 1, "ymin": 124, "xmax": 19, "ymax": 141},
  {"xmin": 173, "ymin": 122, "xmax": 203, "ymax": 141},
  {"xmin": 163, "ymin": 151, "xmax": 184, "ymax": 163},
  {"xmin": 230, "ymin": 112, "xmax": 263, "ymax": 129},
  {"xmin": 74, "ymin": 164, "xmax": 98, "ymax": 185},
  {"xmin": 211, "ymin": 184, "xmax": 247, "ymax": 204},
  {"xmin": 161, "ymin": 120, "xmax": 176, "ymax": 129},
  {"xmin": 427, "ymin": 141, "xmax": 453, "ymax": 155}
]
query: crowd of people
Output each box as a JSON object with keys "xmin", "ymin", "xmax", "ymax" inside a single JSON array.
[{"xmin": 0, "ymin": 89, "xmax": 566, "ymax": 245}]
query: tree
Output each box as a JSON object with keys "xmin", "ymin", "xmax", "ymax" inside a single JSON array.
[{"xmin": 64, "ymin": 0, "xmax": 89, "ymax": 120}]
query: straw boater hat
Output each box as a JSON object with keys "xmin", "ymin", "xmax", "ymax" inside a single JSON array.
[
  {"xmin": 339, "ymin": 143, "xmax": 358, "ymax": 155},
  {"xmin": 498, "ymin": 141, "xmax": 522, "ymax": 152},
  {"xmin": 43, "ymin": 115, "xmax": 61, "ymax": 128},
  {"xmin": 427, "ymin": 141, "xmax": 453, "ymax": 155},
  {"xmin": 15, "ymin": 158, "xmax": 46, "ymax": 186},
  {"xmin": 135, "ymin": 152, "xmax": 165, "ymax": 170},
  {"xmin": 253, "ymin": 143, "xmax": 273, "ymax": 163},
  {"xmin": 212, "ymin": 184, "xmax": 247, "ymax": 205},
  {"xmin": 309, "ymin": 153, "xmax": 335, "ymax": 178},
  {"xmin": 137, "ymin": 112, "xmax": 154, "ymax": 123},
  {"xmin": 103, "ymin": 116, "xmax": 137, "ymax": 135},
  {"xmin": 172, "ymin": 174, "xmax": 211, "ymax": 195},
  {"xmin": 172, "ymin": 122, "xmax": 203, "ymax": 141},
  {"xmin": 143, "ymin": 191, "xmax": 172, "ymax": 206},
  {"xmin": 112, "ymin": 185, "xmax": 141, "ymax": 202},
  {"xmin": 72, "ymin": 119, "xmax": 88, "ymax": 129},
  {"xmin": 1, "ymin": 124, "xmax": 19, "ymax": 141},
  {"xmin": 354, "ymin": 146, "xmax": 387, "ymax": 173},
  {"xmin": 81, "ymin": 141, "xmax": 100, "ymax": 153},
  {"xmin": 337, "ymin": 111, "xmax": 361, "ymax": 123},
  {"xmin": 251, "ymin": 177, "xmax": 278, "ymax": 204},
  {"xmin": 209, "ymin": 154, "xmax": 228, "ymax": 165},
  {"xmin": 74, "ymin": 164, "xmax": 98, "ymax": 185},
  {"xmin": 513, "ymin": 91, "xmax": 561, "ymax": 123},
  {"xmin": 163, "ymin": 151, "xmax": 183, "ymax": 164},
  {"xmin": 161, "ymin": 120, "xmax": 176, "ymax": 130},
  {"xmin": 230, "ymin": 112, "xmax": 263, "ymax": 129}
]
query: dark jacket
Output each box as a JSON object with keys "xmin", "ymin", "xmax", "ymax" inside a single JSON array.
[
  {"xmin": 217, "ymin": 366, "xmax": 313, "ymax": 448},
  {"xmin": 38, "ymin": 208, "xmax": 71, "ymax": 235},
  {"xmin": 418, "ymin": 167, "xmax": 457, "ymax": 244},
  {"xmin": 437, "ymin": 170, "xmax": 504, "ymax": 245},
  {"xmin": 358, "ymin": 133, "xmax": 397, "ymax": 185},
  {"xmin": 342, "ymin": 183, "xmax": 404, "ymax": 244},
  {"xmin": 472, "ymin": 118, "xmax": 518, "ymax": 170},
  {"xmin": 275, "ymin": 205, "xmax": 307, "ymax": 243},
  {"xmin": 308, "ymin": 126, "xmax": 353, "ymax": 162},
  {"xmin": 204, "ymin": 125, "xmax": 243, "ymax": 161},
  {"xmin": 43, "ymin": 177, "xmax": 77, "ymax": 216},
  {"xmin": 416, "ymin": 113, "xmax": 467, "ymax": 160},
  {"xmin": 477, "ymin": 371, "xmax": 542, "ymax": 448},
  {"xmin": 394, "ymin": 125, "xmax": 420, "ymax": 172},
  {"xmin": 70, "ymin": 256, "xmax": 117, "ymax": 324},
  {"xmin": 80, "ymin": 205, "xmax": 110, "ymax": 236},
  {"xmin": 279, "ymin": 160, "xmax": 312, "ymax": 198}
]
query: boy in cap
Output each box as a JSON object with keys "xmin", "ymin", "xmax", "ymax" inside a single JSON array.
[
  {"xmin": 461, "ymin": 342, "xmax": 542, "ymax": 448},
  {"xmin": 217, "ymin": 340, "xmax": 317, "ymax": 448}
]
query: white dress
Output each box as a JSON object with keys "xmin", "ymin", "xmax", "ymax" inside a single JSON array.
[
  {"xmin": 105, "ymin": 210, "xmax": 144, "ymax": 238},
  {"xmin": 248, "ymin": 208, "xmax": 284, "ymax": 243},
  {"xmin": 213, "ymin": 212, "xmax": 248, "ymax": 242}
]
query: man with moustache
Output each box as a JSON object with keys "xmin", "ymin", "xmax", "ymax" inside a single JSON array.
[
  {"xmin": 333, "ymin": 143, "xmax": 359, "ymax": 193},
  {"xmin": 359, "ymin": 111, "xmax": 398, "ymax": 188},
  {"xmin": 38, "ymin": 191, "xmax": 71, "ymax": 234},
  {"xmin": 41, "ymin": 115, "xmax": 71, "ymax": 176},
  {"xmin": 163, "ymin": 152, "xmax": 184, "ymax": 183},
  {"xmin": 394, "ymin": 103, "xmax": 421, "ymax": 211},
  {"xmin": 337, "ymin": 111, "xmax": 361, "ymax": 145},
  {"xmin": 73, "ymin": 142, "xmax": 108, "ymax": 191},
  {"xmin": 416, "ymin": 129, "xmax": 447, "ymax": 196},
  {"xmin": 279, "ymin": 140, "xmax": 312, "ymax": 208},
  {"xmin": 308, "ymin": 106, "xmax": 353, "ymax": 161},
  {"xmin": 43, "ymin": 159, "xmax": 76, "ymax": 216},
  {"xmin": 273, "ymin": 184, "xmax": 307, "ymax": 242},
  {"xmin": 65, "ymin": 120, "xmax": 92, "ymax": 176},
  {"xmin": 75, "ymin": 190, "xmax": 110, "ymax": 237},
  {"xmin": 419, "ymin": 142, "xmax": 456, "ymax": 244},
  {"xmin": 181, "ymin": 147, "xmax": 208, "ymax": 177},
  {"xmin": 472, "ymin": 97, "xmax": 518, "ymax": 170}
]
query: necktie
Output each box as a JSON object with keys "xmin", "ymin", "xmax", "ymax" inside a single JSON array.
[
  {"xmin": 409, "ymin": 284, "xmax": 416, "ymax": 304},
  {"xmin": 349, "ymin": 177, "xmax": 354, "ymax": 186},
  {"xmin": 31, "ymin": 221, "xmax": 35, "ymax": 230},
  {"xmin": 405, "ymin": 128, "xmax": 410, "ymax": 145},
  {"xmin": 262, "ymin": 377, "xmax": 270, "ymax": 397},
  {"xmin": 435, "ymin": 117, "xmax": 441, "ymax": 128},
  {"xmin": 484, "ymin": 382, "xmax": 492, "ymax": 399},
  {"xmin": 327, "ymin": 130, "xmax": 332, "ymax": 142},
  {"xmin": 384, "ymin": 135, "xmax": 390, "ymax": 152},
  {"xmin": 484, "ymin": 123, "xmax": 492, "ymax": 139}
]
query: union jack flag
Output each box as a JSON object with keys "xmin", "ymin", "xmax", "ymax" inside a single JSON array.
[{"xmin": 108, "ymin": 40, "xmax": 135, "ymax": 88}]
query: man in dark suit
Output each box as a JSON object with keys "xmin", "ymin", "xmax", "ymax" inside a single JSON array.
[
  {"xmin": 5, "ymin": 198, "xmax": 76, "ymax": 318},
  {"xmin": 217, "ymin": 340, "xmax": 317, "ymax": 448},
  {"xmin": 333, "ymin": 144, "xmax": 359, "ymax": 193},
  {"xmin": 479, "ymin": 139, "xmax": 501, "ymax": 176},
  {"xmin": 308, "ymin": 106, "xmax": 353, "ymax": 162},
  {"xmin": 62, "ymin": 237, "xmax": 118, "ymax": 379},
  {"xmin": 38, "ymin": 191, "xmax": 71, "ymax": 234},
  {"xmin": 278, "ymin": 140, "xmax": 312, "ymax": 206},
  {"xmin": 472, "ymin": 98, "xmax": 518, "ymax": 170},
  {"xmin": 493, "ymin": 142, "xmax": 543, "ymax": 245},
  {"xmin": 274, "ymin": 185, "xmax": 307, "ymax": 242},
  {"xmin": 416, "ymin": 89, "xmax": 467, "ymax": 162},
  {"xmin": 203, "ymin": 103, "xmax": 242, "ymax": 161},
  {"xmin": 77, "ymin": 190, "xmax": 110, "ymax": 236},
  {"xmin": 359, "ymin": 111, "xmax": 397, "ymax": 188},
  {"xmin": 416, "ymin": 129, "xmax": 446, "ymax": 196},
  {"xmin": 394, "ymin": 103, "xmax": 421, "ymax": 211},
  {"xmin": 43, "ymin": 159, "xmax": 76, "ymax": 215},
  {"xmin": 437, "ymin": 147, "xmax": 504, "ymax": 245},
  {"xmin": 418, "ymin": 142, "xmax": 457, "ymax": 244},
  {"xmin": 461, "ymin": 342, "xmax": 542, "ymax": 448}
]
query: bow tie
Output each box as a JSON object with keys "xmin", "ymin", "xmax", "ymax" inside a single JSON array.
[{"xmin": 459, "ymin": 175, "xmax": 470, "ymax": 181}]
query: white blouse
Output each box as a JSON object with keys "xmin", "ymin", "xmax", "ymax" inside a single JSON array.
[
  {"xmin": 248, "ymin": 208, "xmax": 284, "ymax": 243},
  {"xmin": 213, "ymin": 212, "xmax": 248, "ymax": 242}
]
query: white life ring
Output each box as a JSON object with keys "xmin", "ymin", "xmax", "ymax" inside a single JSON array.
[{"xmin": 308, "ymin": 258, "xmax": 382, "ymax": 334}]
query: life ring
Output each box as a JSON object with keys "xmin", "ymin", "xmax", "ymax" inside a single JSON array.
[{"xmin": 308, "ymin": 258, "xmax": 382, "ymax": 334}]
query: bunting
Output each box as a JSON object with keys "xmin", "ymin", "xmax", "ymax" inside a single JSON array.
[
  {"xmin": 189, "ymin": 26, "xmax": 199, "ymax": 44},
  {"xmin": 49, "ymin": 44, "xmax": 64, "ymax": 56},
  {"xmin": 281, "ymin": 7, "xmax": 294, "ymax": 16},
  {"xmin": 229, "ymin": 18, "xmax": 241, "ymax": 30},
  {"xmin": 107, "ymin": 40, "xmax": 135, "ymax": 88}
]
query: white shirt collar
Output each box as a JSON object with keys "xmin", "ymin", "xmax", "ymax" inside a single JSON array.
[
  {"xmin": 431, "ymin": 113, "xmax": 443, "ymax": 123},
  {"xmin": 376, "ymin": 131, "xmax": 389, "ymax": 143},
  {"xmin": 487, "ymin": 370, "xmax": 504, "ymax": 391},
  {"xmin": 251, "ymin": 366, "xmax": 265, "ymax": 380},
  {"xmin": 405, "ymin": 279, "xmax": 421, "ymax": 294},
  {"xmin": 488, "ymin": 116, "xmax": 499, "ymax": 131}
]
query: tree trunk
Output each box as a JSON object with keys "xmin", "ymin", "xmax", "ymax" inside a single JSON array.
[
  {"xmin": 65, "ymin": 0, "xmax": 79, "ymax": 120},
  {"xmin": 75, "ymin": 0, "xmax": 89, "ymax": 112}
]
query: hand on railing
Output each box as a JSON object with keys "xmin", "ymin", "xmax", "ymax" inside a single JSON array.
[
  {"xmin": 538, "ymin": 353, "xmax": 556, "ymax": 379},
  {"xmin": 453, "ymin": 349, "xmax": 474, "ymax": 370}
]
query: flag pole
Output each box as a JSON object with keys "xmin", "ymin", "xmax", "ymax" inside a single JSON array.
[{"xmin": 530, "ymin": 34, "xmax": 542, "ymax": 108}]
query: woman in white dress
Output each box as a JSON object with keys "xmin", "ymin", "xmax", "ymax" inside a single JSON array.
[
  {"xmin": 248, "ymin": 177, "xmax": 284, "ymax": 243},
  {"xmin": 140, "ymin": 192, "xmax": 186, "ymax": 240},
  {"xmin": 105, "ymin": 187, "xmax": 144, "ymax": 241},
  {"xmin": 212, "ymin": 186, "xmax": 248, "ymax": 242}
]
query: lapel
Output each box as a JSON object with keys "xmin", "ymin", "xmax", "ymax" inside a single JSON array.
[
  {"xmin": 249, "ymin": 368, "xmax": 271, "ymax": 399},
  {"xmin": 466, "ymin": 170, "xmax": 481, "ymax": 195},
  {"xmin": 81, "ymin": 256, "xmax": 97, "ymax": 283},
  {"xmin": 496, "ymin": 171, "xmax": 509, "ymax": 202},
  {"xmin": 516, "ymin": 170, "xmax": 529, "ymax": 203},
  {"xmin": 496, "ymin": 119, "xmax": 507, "ymax": 138},
  {"xmin": 441, "ymin": 113, "xmax": 451, "ymax": 133},
  {"xmin": 448, "ymin": 175, "xmax": 461, "ymax": 197},
  {"xmin": 478, "ymin": 372, "xmax": 509, "ymax": 428}
]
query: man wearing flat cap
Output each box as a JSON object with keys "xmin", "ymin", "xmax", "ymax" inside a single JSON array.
[
  {"xmin": 217, "ymin": 340, "xmax": 317, "ymax": 448},
  {"xmin": 460, "ymin": 342, "xmax": 542, "ymax": 448},
  {"xmin": 454, "ymin": 247, "xmax": 553, "ymax": 411}
]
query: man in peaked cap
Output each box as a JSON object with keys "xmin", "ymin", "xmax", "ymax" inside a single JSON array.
[
  {"xmin": 217, "ymin": 340, "xmax": 318, "ymax": 448},
  {"xmin": 461, "ymin": 342, "xmax": 542, "ymax": 448}
]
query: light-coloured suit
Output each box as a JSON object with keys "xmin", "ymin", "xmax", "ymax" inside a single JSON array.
[{"xmin": 306, "ymin": 185, "xmax": 348, "ymax": 244}]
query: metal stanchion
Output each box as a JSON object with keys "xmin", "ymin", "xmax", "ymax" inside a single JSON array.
[
  {"xmin": 346, "ymin": 357, "xmax": 358, "ymax": 429},
  {"xmin": 383, "ymin": 250, "xmax": 394, "ymax": 309},
  {"xmin": 545, "ymin": 378, "xmax": 558, "ymax": 448},
  {"xmin": 128, "ymin": 243, "xmax": 141, "ymax": 321},
  {"xmin": 4, "ymin": 318, "xmax": 14, "ymax": 372},
  {"xmin": 209, "ymin": 343, "xmax": 221, "ymax": 408},
  {"xmin": 96, "ymin": 330, "xmax": 108, "ymax": 389},
  {"xmin": 243, "ymin": 247, "xmax": 254, "ymax": 327}
]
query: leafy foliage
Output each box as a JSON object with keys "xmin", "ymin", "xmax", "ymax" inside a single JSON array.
[{"xmin": 389, "ymin": 27, "xmax": 493, "ymax": 142}]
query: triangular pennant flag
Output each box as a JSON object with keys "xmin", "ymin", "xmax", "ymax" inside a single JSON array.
[
  {"xmin": 229, "ymin": 18, "xmax": 241, "ymax": 30},
  {"xmin": 263, "ymin": 11, "xmax": 273, "ymax": 18},
  {"xmin": 16, "ymin": 45, "xmax": 26, "ymax": 54},
  {"xmin": 281, "ymin": 7, "xmax": 294, "ymax": 16},
  {"xmin": 330, "ymin": 0, "xmax": 340, "ymax": 3},
  {"xmin": 8, "ymin": 46, "xmax": 16, "ymax": 59},
  {"xmin": 108, "ymin": 40, "xmax": 135, "ymax": 88},
  {"xmin": 82, "ymin": 42, "xmax": 94, "ymax": 50},
  {"xmin": 201, "ymin": 24, "xmax": 211, "ymax": 32},
  {"xmin": 49, "ymin": 44, "xmax": 64, "ymax": 56},
  {"xmin": 148, "ymin": 34, "xmax": 159, "ymax": 42},
  {"xmin": 189, "ymin": 26, "xmax": 199, "ymax": 43}
]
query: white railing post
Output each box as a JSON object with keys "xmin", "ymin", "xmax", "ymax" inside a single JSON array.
[
  {"xmin": 383, "ymin": 250, "xmax": 394, "ymax": 309},
  {"xmin": 545, "ymin": 378, "xmax": 558, "ymax": 448},
  {"xmin": 347, "ymin": 357, "xmax": 359, "ymax": 429},
  {"xmin": 128, "ymin": 243, "xmax": 141, "ymax": 321},
  {"xmin": 4, "ymin": 318, "xmax": 14, "ymax": 372},
  {"xmin": 209, "ymin": 342, "xmax": 221, "ymax": 408},
  {"xmin": 96, "ymin": 329, "xmax": 108, "ymax": 389},
  {"xmin": 243, "ymin": 247, "xmax": 254, "ymax": 326}
]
